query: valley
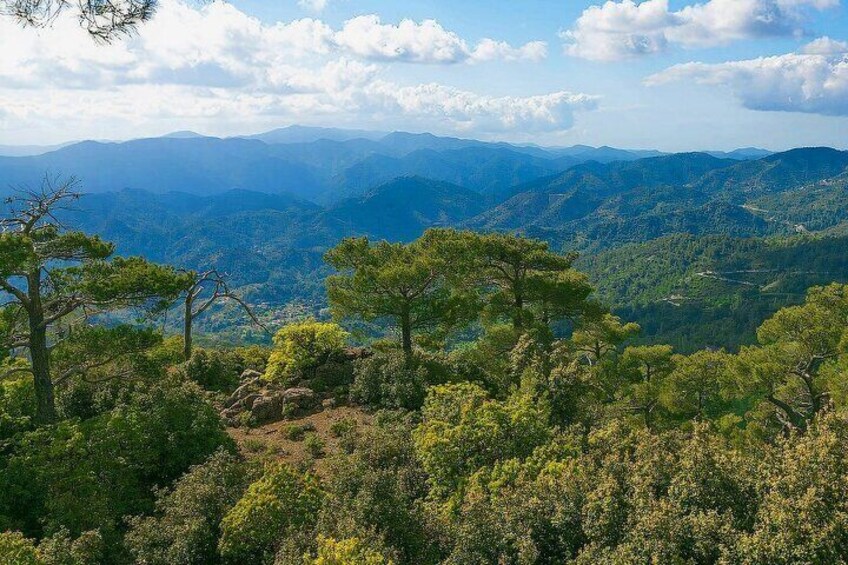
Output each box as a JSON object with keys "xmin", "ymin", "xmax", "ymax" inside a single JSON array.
[{"xmin": 3, "ymin": 128, "xmax": 842, "ymax": 350}]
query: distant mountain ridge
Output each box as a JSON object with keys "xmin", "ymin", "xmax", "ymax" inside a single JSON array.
[
  {"xmin": 0, "ymin": 126, "xmax": 779, "ymax": 202},
  {"xmin": 14, "ymin": 139, "xmax": 840, "ymax": 350}
]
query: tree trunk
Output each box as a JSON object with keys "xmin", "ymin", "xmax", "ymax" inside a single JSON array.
[
  {"xmin": 184, "ymin": 295, "xmax": 194, "ymax": 361},
  {"xmin": 26, "ymin": 270, "xmax": 56, "ymax": 424},
  {"xmin": 766, "ymin": 394, "xmax": 807, "ymax": 432},
  {"xmin": 29, "ymin": 315, "xmax": 56, "ymax": 424},
  {"xmin": 401, "ymin": 309, "xmax": 413, "ymax": 356},
  {"xmin": 513, "ymin": 289, "xmax": 524, "ymax": 330}
]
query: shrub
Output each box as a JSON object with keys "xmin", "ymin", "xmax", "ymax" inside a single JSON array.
[
  {"xmin": 0, "ymin": 376, "xmax": 231, "ymax": 543},
  {"xmin": 183, "ymin": 349, "xmax": 243, "ymax": 393},
  {"xmin": 318, "ymin": 413, "xmax": 434, "ymax": 564},
  {"xmin": 218, "ymin": 464, "xmax": 323, "ymax": 564},
  {"xmin": 37, "ymin": 528, "xmax": 105, "ymax": 565},
  {"xmin": 126, "ymin": 450, "xmax": 249, "ymax": 565},
  {"xmin": 304, "ymin": 433, "xmax": 326, "ymax": 459},
  {"xmin": 266, "ymin": 320, "xmax": 349, "ymax": 386},
  {"xmin": 413, "ymin": 383, "xmax": 551, "ymax": 500},
  {"xmin": 310, "ymin": 536, "xmax": 393, "ymax": 565},
  {"xmin": 0, "ymin": 531, "xmax": 39, "ymax": 565},
  {"xmin": 241, "ymin": 438, "xmax": 266, "ymax": 454},
  {"xmin": 329, "ymin": 418, "xmax": 355, "ymax": 438},
  {"xmin": 349, "ymin": 350, "xmax": 453, "ymax": 410},
  {"xmin": 0, "ymin": 373, "xmax": 35, "ymax": 441},
  {"xmin": 232, "ymin": 345, "xmax": 271, "ymax": 374},
  {"xmin": 280, "ymin": 423, "xmax": 314, "ymax": 441}
]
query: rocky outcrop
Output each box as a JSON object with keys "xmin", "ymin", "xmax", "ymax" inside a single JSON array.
[
  {"xmin": 221, "ymin": 380, "xmax": 320, "ymax": 427},
  {"xmin": 220, "ymin": 350, "xmax": 366, "ymax": 427}
]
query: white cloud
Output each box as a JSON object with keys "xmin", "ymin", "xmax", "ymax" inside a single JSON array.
[
  {"xmin": 333, "ymin": 15, "xmax": 547, "ymax": 64},
  {"xmin": 333, "ymin": 15, "xmax": 470, "ymax": 63},
  {"xmin": 0, "ymin": 1, "xmax": 546, "ymax": 92},
  {"xmin": 298, "ymin": 0, "xmax": 329, "ymax": 13},
  {"xmin": 646, "ymin": 39, "xmax": 848, "ymax": 115},
  {"xmin": 0, "ymin": 0, "xmax": 591, "ymax": 141},
  {"xmin": 563, "ymin": 0, "xmax": 838, "ymax": 61},
  {"xmin": 470, "ymin": 39, "xmax": 548, "ymax": 63},
  {"xmin": 365, "ymin": 83, "xmax": 598, "ymax": 132},
  {"xmin": 801, "ymin": 36, "xmax": 848, "ymax": 54}
]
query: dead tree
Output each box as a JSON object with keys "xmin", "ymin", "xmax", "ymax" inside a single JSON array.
[{"xmin": 182, "ymin": 269, "xmax": 268, "ymax": 361}]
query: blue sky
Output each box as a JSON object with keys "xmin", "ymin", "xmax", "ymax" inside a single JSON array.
[{"xmin": 0, "ymin": 0, "xmax": 846, "ymax": 151}]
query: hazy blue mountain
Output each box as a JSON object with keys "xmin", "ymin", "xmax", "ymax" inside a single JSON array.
[
  {"xmin": 3, "ymin": 131, "xmax": 847, "ymax": 262},
  {"xmin": 325, "ymin": 176, "xmax": 486, "ymax": 241},
  {"xmin": 330, "ymin": 146, "xmax": 576, "ymax": 201},
  {"xmin": 161, "ymin": 131, "xmax": 206, "ymax": 139},
  {"xmin": 469, "ymin": 149, "xmax": 846, "ymax": 251},
  {"xmin": 24, "ymin": 143, "xmax": 846, "ymax": 344},
  {"xmin": 0, "ymin": 142, "xmax": 75, "ymax": 157},
  {"xmin": 243, "ymin": 125, "xmax": 387, "ymax": 144},
  {"xmin": 694, "ymin": 147, "xmax": 848, "ymax": 200},
  {"xmin": 481, "ymin": 152, "xmax": 737, "ymax": 220},
  {"xmin": 706, "ymin": 147, "xmax": 773, "ymax": 160},
  {"xmin": 0, "ymin": 137, "xmax": 326, "ymax": 199},
  {"xmin": 546, "ymin": 145, "xmax": 666, "ymax": 162}
]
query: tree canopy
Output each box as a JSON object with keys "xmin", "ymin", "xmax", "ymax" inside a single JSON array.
[{"xmin": 0, "ymin": 178, "xmax": 190, "ymax": 422}]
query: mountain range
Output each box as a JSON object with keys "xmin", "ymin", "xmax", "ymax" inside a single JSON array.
[{"xmin": 2, "ymin": 126, "xmax": 846, "ymax": 348}]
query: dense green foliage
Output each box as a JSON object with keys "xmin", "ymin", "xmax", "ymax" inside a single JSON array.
[
  {"xmin": 4, "ymin": 208, "xmax": 848, "ymax": 564},
  {"xmin": 218, "ymin": 463, "xmax": 323, "ymax": 564},
  {"xmin": 579, "ymin": 232, "xmax": 848, "ymax": 350},
  {"xmin": 125, "ymin": 450, "xmax": 250, "ymax": 565},
  {"xmin": 266, "ymin": 320, "xmax": 350, "ymax": 385}
]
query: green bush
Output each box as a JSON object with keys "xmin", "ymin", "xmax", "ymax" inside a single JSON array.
[
  {"xmin": 0, "ymin": 376, "xmax": 231, "ymax": 543},
  {"xmin": 318, "ymin": 413, "xmax": 434, "ymax": 565},
  {"xmin": 413, "ymin": 383, "xmax": 551, "ymax": 500},
  {"xmin": 0, "ymin": 373, "xmax": 36, "ymax": 441},
  {"xmin": 183, "ymin": 349, "xmax": 243, "ymax": 393},
  {"xmin": 349, "ymin": 350, "xmax": 453, "ymax": 410},
  {"xmin": 280, "ymin": 423, "xmax": 314, "ymax": 441},
  {"xmin": 37, "ymin": 528, "xmax": 105, "ymax": 565},
  {"xmin": 328, "ymin": 418, "xmax": 358, "ymax": 454},
  {"xmin": 266, "ymin": 320, "xmax": 349, "ymax": 386},
  {"xmin": 218, "ymin": 464, "xmax": 323, "ymax": 564},
  {"xmin": 304, "ymin": 433, "xmax": 326, "ymax": 459},
  {"xmin": 232, "ymin": 345, "xmax": 271, "ymax": 373},
  {"xmin": 310, "ymin": 536, "xmax": 393, "ymax": 565},
  {"xmin": 0, "ymin": 531, "xmax": 39, "ymax": 565},
  {"xmin": 126, "ymin": 450, "xmax": 249, "ymax": 565}
]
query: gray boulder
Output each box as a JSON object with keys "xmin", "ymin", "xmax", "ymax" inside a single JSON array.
[
  {"xmin": 251, "ymin": 393, "xmax": 284, "ymax": 424},
  {"xmin": 283, "ymin": 387, "xmax": 321, "ymax": 414}
]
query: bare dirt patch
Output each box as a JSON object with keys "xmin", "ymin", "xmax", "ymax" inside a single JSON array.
[{"xmin": 227, "ymin": 405, "xmax": 374, "ymax": 475}]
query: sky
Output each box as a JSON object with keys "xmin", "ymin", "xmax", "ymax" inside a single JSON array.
[{"xmin": 0, "ymin": 0, "xmax": 847, "ymax": 151}]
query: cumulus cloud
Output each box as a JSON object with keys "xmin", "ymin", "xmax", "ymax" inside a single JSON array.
[
  {"xmin": 646, "ymin": 38, "xmax": 848, "ymax": 115},
  {"xmin": 470, "ymin": 39, "xmax": 548, "ymax": 63},
  {"xmin": 298, "ymin": 0, "xmax": 329, "ymax": 13},
  {"xmin": 0, "ymin": 1, "xmax": 547, "ymax": 91},
  {"xmin": 0, "ymin": 0, "xmax": 590, "ymax": 139},
  {"xmin": 801, "ymin": 36, "xmax": 848, "ymax": 54},
  {"xmin": 333, "ymin": 15, "xmax": 547, "ymax": 64},
  {"xmin": 365, "ymin": 84, "xmax": 598, "ymax": 132},
  {"xmin": 563, "ymin": 0, "xmax": 838, "ymax": 61}
]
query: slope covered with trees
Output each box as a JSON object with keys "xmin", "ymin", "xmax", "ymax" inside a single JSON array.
[
  {"xmin": 22, "ymin": 143, "xmax": 841, "ymax": 351},
  {"xmin": 579, "ymin": 232, "xmax": 848, "ymax": 350},
  {"xmin": 4, "ymin": 201, "xmax": 848, "ymax": 563}
]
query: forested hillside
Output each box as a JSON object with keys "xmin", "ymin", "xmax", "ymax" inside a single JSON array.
[
  {"xmin": 4, "ymin": 189, "xmax": 848, "ymax": 563},
  {"xmin": 8, "ymin": 133, "xmax": 840, "ymax": 350},
  {"xmin": 3, "ymin": 0, "xmax": 847, "ymax": 560},
  {"xmin": 579, "ymin": 233, "xmax": 848, "ymax": 350}
]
